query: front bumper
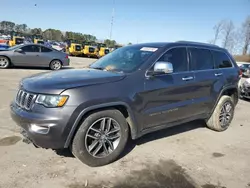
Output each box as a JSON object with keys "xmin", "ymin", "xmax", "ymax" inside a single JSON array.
[{"xmin": 10, "ymin": 101, "xmax": 75, "ymax": 149}]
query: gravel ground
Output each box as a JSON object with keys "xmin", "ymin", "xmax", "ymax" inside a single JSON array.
[{"xmin": 0, "ymin": 57, "xmax": 249, "ymax": 188}]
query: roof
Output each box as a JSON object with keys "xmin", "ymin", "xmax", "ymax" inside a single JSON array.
[{"xmin": 131, "ymin": 41, "xmax": 222, "ymax": 49}]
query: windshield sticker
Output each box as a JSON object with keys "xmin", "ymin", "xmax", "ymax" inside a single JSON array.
[{"xmin": 140, "ymin": 47, "xmax": 158, "ymax": 52}]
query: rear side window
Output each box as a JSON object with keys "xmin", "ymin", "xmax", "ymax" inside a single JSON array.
[
  {"xmin": 41, "ymin": 46, "xmax": 52, "ymax": 52},
  {"xmin": 158, "ymin": 47, "xmax": 188, "ymax": 73},
  {"xmin": 212, "ymin": 51, "xmax": 233, "ymax": 68},
  {"xmin": 189, "ymin": 48, "xmax": 214, "ymax": 70}
]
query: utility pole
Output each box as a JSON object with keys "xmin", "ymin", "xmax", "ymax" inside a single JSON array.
[{"xmin": 109, "ymin": 0, "xmax": 115, "ymax": 40}]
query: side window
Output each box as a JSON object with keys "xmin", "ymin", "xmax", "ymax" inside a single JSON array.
[
  {"xmin": 212, "ymin": 51, "xmax": 233, "ymax": 68},
  {"xmin": 158, "ymin": 47, "xmax": 188, "ymax": 73},
  {"xmin": 21, "ymin": 45, "xmax": 40, "ymax": 52},
  {"xmin": 41, "ymin": 46, "xmax": 52, "ymax": 52},
  {"xmin": 189, "ymin": 48, "xmax": 214, "ymax": 70}
]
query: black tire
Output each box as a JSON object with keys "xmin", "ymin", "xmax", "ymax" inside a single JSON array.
[
  {"xmin": 71, "ymin": 109, "xmax": 129, "ymax": 167},
  {"xmin": 0, "ymin": 56, "xmax": 10, "ymax": 69},
  {"xmin": 206, "ymin": 95, "xmax": 235, "ymax": 131},
  {"xmin": 49, "ymin": 60, "xmax": 62, "ymax": 70}
]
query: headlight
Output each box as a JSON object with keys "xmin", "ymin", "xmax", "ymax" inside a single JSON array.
[{"xmin": 35, "ymin": 95, "xmax": 68, "ymax": 108}]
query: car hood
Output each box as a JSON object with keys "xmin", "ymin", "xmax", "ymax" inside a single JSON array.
[{"xmin": 21, "ymin": 68, "xmax": 126, "ymax": 94}]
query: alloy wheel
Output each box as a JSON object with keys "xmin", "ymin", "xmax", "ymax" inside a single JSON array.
[
  {"xmin": 85, "ymin": 117, "xmax": 121, "ymax": 158},
  {"xmin": 51, "ymin": 61, "xmax": 61, "ymax": 70},
  {"xmin": 0, "ymin": 57, "xmax": 8, "ymax": 68},
  {"xmin": 219, "ymin": 102, "xmax": 233, "ymax": 128}
]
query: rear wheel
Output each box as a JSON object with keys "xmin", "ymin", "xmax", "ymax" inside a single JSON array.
[
  {"xmin": 71, "ymin": 109, "xmax": 129, "ymax": 167},
  {"xmin": 0, "ymin": 56, "xmax": 10, "ymax": 69},
  {"xmin": 49, "ymin": 60, "xmax": 62, "ymax": 70},
  {"xmin": 206, "ymin": 95, "xmax": 235, "ymax": 131}
]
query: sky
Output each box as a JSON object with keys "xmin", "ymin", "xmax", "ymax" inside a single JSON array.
[{"xmin": 1, "ymin": 0, "xmax": 249, "ymax": 44}]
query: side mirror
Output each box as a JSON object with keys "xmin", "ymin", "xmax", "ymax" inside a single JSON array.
[
  {"xmin": 15, "ymin": 48, "xmax": 23, "ymax": 53},
  {"xmin": 153, "ymin": 61, "xmax": 173, "ymax": 74}
]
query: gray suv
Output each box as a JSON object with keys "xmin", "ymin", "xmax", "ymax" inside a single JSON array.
[{"xmin": 10, "ymin": 41, "xmax": 240, "ymax": 167}]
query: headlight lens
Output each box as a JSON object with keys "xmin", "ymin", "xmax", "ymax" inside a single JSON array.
[{"xmin": 35, "ymin": 95, "xmax": 68, "ymax": 107}]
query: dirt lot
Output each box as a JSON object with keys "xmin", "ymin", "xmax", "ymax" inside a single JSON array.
[{"xmin": 0, "ymin": 57, "xmax": 250, "ymax": 188}]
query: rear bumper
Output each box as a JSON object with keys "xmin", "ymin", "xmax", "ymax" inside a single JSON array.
[
  {"xmin": 63, "ymin": 58, "xmax": 70, "ymax": 66},
  {"xmin": 10, "ymin": 101, "xmax": 75, "ymax": 149}
]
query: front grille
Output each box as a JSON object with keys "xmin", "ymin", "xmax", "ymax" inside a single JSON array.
[
  {"xmin": 15, "ymin": 90, "xmax": 37, "ymax": 110},
  {"xmin": 89, "ymin": 47, "xmax": 95, "ymax": 53}
]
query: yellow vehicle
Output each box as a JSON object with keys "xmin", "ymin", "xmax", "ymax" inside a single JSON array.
[
  {"xmin": 65, "ymin": 39, "xmax": 82, "ymax": 56},
  {"xmin": 95, "ymin": 43, "xmax": 110, "ymax": 58},
  {"xmin": 33, "ymin": 35, "xmax": 44, "ymax": 44},
  {"xmin": 82, "ymin": 41, "xmax": 97, "ymax": 58},
  {"xmin": 8, "ymin": 31, "xmax": 25, "ymax": 47}
]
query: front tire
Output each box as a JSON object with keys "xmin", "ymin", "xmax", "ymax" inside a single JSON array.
[
  {"xmin": 49, "ymin": 60, "xmax": 62, "ymax": 70},
  {"xmin": 0, "ymin": 56, "xmax": 10, "ymax": 69},
  {"xmin": 71, "ymin": 109, "xmax": 129, "ymax": 167},
  {"xmin": 206, "ymin": 95, "xmax": 235, "ymax": 131}
]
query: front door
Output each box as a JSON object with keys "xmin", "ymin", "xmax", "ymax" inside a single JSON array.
[
  {"xmin": 142, "ymin": 47, "xmax": 198, "ymax": 129},
  {"xmin": 12, "ymin": 45, "xmax": 41, "ymax": 67}
]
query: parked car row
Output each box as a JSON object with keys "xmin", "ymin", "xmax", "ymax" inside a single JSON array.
[{"xmin": 0, "ymin": 43, "xmax": 69, "ymax": 70}]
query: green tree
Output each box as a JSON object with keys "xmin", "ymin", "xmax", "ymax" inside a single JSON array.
[
  {"xmin": 30, "ymin": 28, "xmax": 42, "ymax": 35},
  {"xmin": 104, "ymin": 39, "xmax": 116, "ymax": 48},
  {"xmin": 0, "ymin": 21, "xmax": 15, "ymax": 32},
  {"xmin": 43, "ymin": 29, "xmax": 63, "ymax": 41}
]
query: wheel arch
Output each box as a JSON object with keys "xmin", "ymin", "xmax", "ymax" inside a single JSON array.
[
  {"xmin": 210, "ymin": 85, "xmax": 238, "ymax": 116},
  {"xmin": 64, "ymin": 102, "xmax": 138, "ymax": 148},
  {"xmin": 0, "ymin": 55, "xmax": 12, "ymax": 64}
]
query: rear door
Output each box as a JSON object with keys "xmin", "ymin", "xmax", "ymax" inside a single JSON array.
[
  {"xmin": 143, "ymin": 47, "xmax": 198, "ymax": 128},
  {"xmin": 212, "ymin": 50, "xmax": 238, "ymax": 88},
  {"xmin": 188, "ymin": 47, "xmax": 223, "ymax": 114}
]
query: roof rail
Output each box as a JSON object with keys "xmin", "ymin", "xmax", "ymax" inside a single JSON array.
[{"xmin": 175, "ymin": 40, "xmax": 220, "ymax": 48}]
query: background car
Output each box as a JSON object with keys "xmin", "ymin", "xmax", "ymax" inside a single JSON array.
[
  {"xmin": 0, "ymin": 43, "xmax": 9, "ymax": 50},
  {"xmin": 238, "ymin": 63, "xmax": 250, "ymax": 78},
  {"xmin": 0, "ymin": 43, "xmax": 69, "ymax": 70}
]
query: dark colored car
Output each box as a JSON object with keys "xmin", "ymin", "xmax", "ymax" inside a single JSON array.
[{"xmin": 10, "ymin": 41, "xmax": 240, "ymax": 167}]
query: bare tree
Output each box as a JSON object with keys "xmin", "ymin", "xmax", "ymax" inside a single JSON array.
[
  {"xmin": 241, "ymin": 16, "xmax": 250, "ymax": 55},
  {"xmin": 221, "ymin": 20, "xmax": 235, "ymax": 50},
  {"xmin": 212, "ymin": 21, "xmax": 224, "ymax": 44}
]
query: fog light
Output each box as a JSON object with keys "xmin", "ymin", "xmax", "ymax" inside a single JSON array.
[{"xmin": 30, "ymin": 124, "xmax": 50, "ymax": 134}]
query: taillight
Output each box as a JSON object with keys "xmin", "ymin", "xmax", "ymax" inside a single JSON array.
[{"xmin": 65, "ymin": 55, "xmax": 68, "ymax": 59}]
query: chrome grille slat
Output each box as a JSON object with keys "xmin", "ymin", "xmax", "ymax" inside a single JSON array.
[
  {"xmin": 15, "ymin": 90, "xmax": 37, "ymax": 110},
  {"xmin": 24, "ymin": 93, "xmax": 30, "ymax": 110}
]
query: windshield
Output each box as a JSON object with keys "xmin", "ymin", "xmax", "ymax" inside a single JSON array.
[{"xmin": 89, "ymin": 45, "xmax": 158, "ymax": 73}]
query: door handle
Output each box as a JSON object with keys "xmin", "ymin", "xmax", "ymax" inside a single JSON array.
[
  {"xmin": 215, "ymin": 73, "xmax": 223, "ymax": 77},
  {"xmin": 182, "ymin": 76, "xmax": 194, "ymax": 81}
]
